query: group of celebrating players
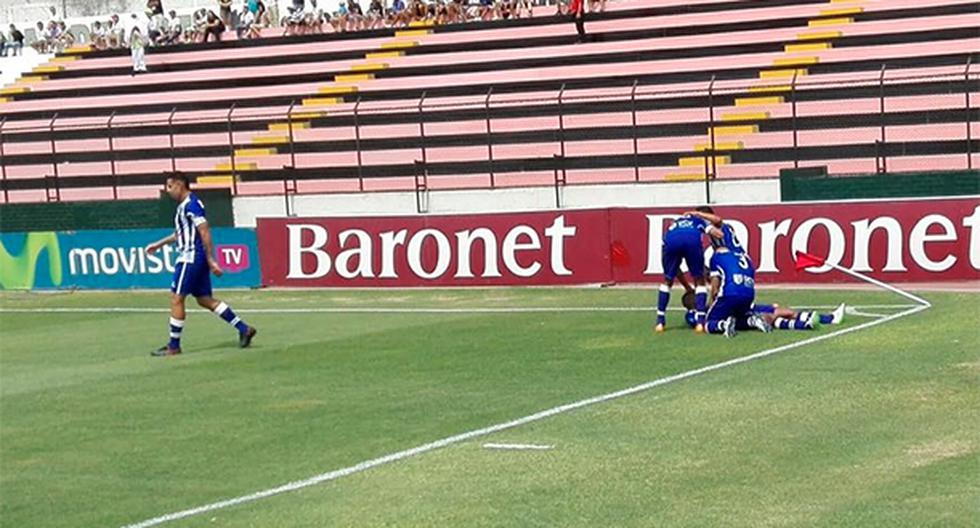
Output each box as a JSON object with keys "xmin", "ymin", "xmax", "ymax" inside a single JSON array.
[{"xmin": 656, "ymin": 207, "xmax": 845, "ymax": 338}]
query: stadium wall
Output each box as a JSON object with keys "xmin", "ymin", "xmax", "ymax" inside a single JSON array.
[
  {"xmin": 0, "ymin": 188, "xmax": 234, "ymax": 233},
  {"xmin": 257, "ymin": 197, "xmax": 980, "ymax": 287},
  {"xmin": 781, "ymin": 170, "xmax": 980, "ymax": 202},
  {"xmin": 232, "ymin": 179, "xmax": 781, "ymax": 228}
]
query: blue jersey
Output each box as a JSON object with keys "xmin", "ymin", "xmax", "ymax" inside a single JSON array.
[
  {"xmin": 665, "ymin": 215, "xmax": 711, "ymax": 243},
  {"xmin": 709, "ymin": 249, "xmax": 756, "ymax": 299},
  {"xmin": 710, "ymin": 223, "xmax": 746, "ymax": 255},
  {"xmin": 174, "ymin": 193, "xmax": 207, "ymax": 263}
]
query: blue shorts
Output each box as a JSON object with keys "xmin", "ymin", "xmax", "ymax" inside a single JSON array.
[
  {"xmin": 706, "ymin": 295, "xmax": 755, "ymax": 328},
  {"xmin": 662, "ymin": 234, "xmax": 706, "ymax": 282},
  {"xmin": 754, "ymin": 303, "xmax": 775, "ymax": 314},
  {"xmin": 171, "ymin": 259, "xmax": 212, "ymax": 298}
]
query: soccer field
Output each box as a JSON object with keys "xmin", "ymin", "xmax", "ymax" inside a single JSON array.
[{"xmin": 1, "ymin": 288, "xmax": 977, "ymax": 527}]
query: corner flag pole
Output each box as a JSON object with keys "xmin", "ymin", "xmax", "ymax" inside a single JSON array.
[{"xmin": 794, "ymin": 252, "xmax": 932, "ymax": 308}]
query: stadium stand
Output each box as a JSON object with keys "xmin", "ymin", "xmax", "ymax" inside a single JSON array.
[{"xmin": 0, "ymin": 0, "xmax": 977, "ymax": 203}]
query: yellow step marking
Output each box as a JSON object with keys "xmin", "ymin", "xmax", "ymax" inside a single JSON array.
[
  {"xmin": 50, "ymin": 55, "xmax": 79, "ymax": 63},
  {"xmin": 215, "ymin": 162, "xmax": 258, "ymax": 171},
  {"xmin": 394, "ymin": 29, "xmax": 431, "ymax": 37},
  {"xmin": 197, "ymin": 175, "xmax": 235, "ymax": 186},
  {"xmin": 63, "ymin": 44, "xmax": 92, "ymax": 54},
  {"xmin": 0, "ymin": 97, "xmax": 8, "ymax": 103},
  {"xmin": 287, "ymin": 111, "xmax": 325, "ymax": 120},
  {"xmin": 235, "ymin": 147, "xmax": 278, "ymax": 156},
  {"xmin": 267, "ymin": 122, "xmax": 310, "ymax": 132},
  {"xmin": 695, "ymin": 142, "xmax": 744, "ymax": 151},
  {"xmin": 351, "ymin": 63, "xmax": 389, "ymax": 71},
  {"xmin": 735, "ymin": 96, "xmax": 784, "ymax": 106},
  {"xmin": 820, "ymin": 6, "xmax": 863, "ymax": 16},
  {"xmin": 748, "ymin": 85, "xmax": 791, "ymax": 93},
  {"xmin": 759, "ymin": 68, "xmax": 807, "ymax": 79},
  {"xmin": 773, "ymin": 56, "xmax": 819, "ymax": 67},
  {"xmin": 808, "ymin": 17, "xmax": 853, "ymax": 27},
  {"xmin": 17, "ymin": 75, "xmax": 47, "ymax": 83},
  {"xmin": 712, "ymin": 125, "xmax": 759, "ymax": 135},
  {"xmin": 797, "ymin": 30, "xmax": 842, "ymax": 41},
  {"xmin": 251, "ymin": 135, "xmax": 289, "ymax": 145},
  {"xmin": 381, "ymin": 40, "xmax": 418, "ymax": 49},
  {"xmin": 679, "ymin": 156, "xmax": 730, "ymax": 167},
  {"xmin": 33, "ymin": 65, "xmax": 63, "ymax": 73},
  {"xmin": 408, "ymin": 20, "xmax": 433, "ymax": 27},
  {"xmin": 785, "ymin": 42, "xmax": 832, "ymax": 53},
  {"xmin": 366, "ymin": 50, "xmax": 404, "ymax": 59},
  {"xmin": 318, "ymin": 85, "xmax": 358, "ymax": 95},
  {"xmin": 665, "ymin": 172, "xmax": 709, "ymax": 182},
  {"xmin": 0, "ymin": 86, "xmax": 29, "ymax": 95},
  {"xmin": 721, "ymin": 112, "xmax": 770, "ymax": 121},
  {"xmin": 303, "ymin": 97, "xmax": 343, "ymax": 106},
  {"xmin": 334, "ymin": 73, "xmax": 374, "ymax": 82}
]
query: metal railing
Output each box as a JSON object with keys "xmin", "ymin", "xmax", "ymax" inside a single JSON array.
[{"xmin": 0, "ymin": 61, "xmax": 977, "ymax": 204}]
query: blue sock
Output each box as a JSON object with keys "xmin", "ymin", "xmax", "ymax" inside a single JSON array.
[
  {"xmin": 656, "ymin": 284, "xmax": 670, "ymax": 325},
  {"xmin": 775, "ymin": 317, "xmax": 811, "ymax": 330},
  {"xmin": 706, "ymin": 319, "xmax": 726, "ymax": 334},
  {"xmin": 168, "ymin": 317, "xmax": 184, "ymax": 349},
  {"xmin": 214, "ymin": 302, "xmax": 248, "ymax": 333},
  {"xmin": 819, "ymin": 313, "xmax": 833, "ymax": 325},
  {"xmin": 694, "ymin": 286, "xmax": 707, "ymax": 324}
]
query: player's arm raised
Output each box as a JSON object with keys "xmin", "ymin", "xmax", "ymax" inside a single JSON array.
[
  {"xmin": 196, "ymin": 221, "xmax": 224, "ymax": 277},
  {"xmin": 145, "ymin": 233, "xmax": 176, "ymax": 254}
]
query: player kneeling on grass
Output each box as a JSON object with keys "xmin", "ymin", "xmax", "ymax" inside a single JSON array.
[
  {"xmin": 704, "ymin": 246, "xmax": 772, "ymax": 338},
  {"xmin": 144, "ymin": 173, "xmax": 257, "ymax": 356}
]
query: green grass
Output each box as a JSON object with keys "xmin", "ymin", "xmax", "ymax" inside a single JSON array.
[{"xmin": 0, "ymin": 288, "xmax": 976, "ymax": 527}]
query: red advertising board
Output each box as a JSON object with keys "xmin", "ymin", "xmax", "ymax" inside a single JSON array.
[{"xmin": 256, "ymin": 197, "xmax": 980, "ymax": 287}]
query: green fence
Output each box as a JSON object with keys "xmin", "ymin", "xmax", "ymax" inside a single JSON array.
[{"xmin": 781, "ymin": 168, "xmax": 980, "ymax": 202}]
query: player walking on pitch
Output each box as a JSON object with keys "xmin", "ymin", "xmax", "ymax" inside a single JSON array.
[{"xmin": 145, "ymin": 173, "xmax": 256, "ymax": 356}]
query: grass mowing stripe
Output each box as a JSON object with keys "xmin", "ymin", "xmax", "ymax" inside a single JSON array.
[{"xmin": 119, "ymin": 304, "xmax": 927, "ymax": 528}]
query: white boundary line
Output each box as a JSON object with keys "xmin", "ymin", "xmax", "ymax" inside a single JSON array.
[
  {"xmin": 119, "ymin": 302, "xmax": 928, "ymax": 528},
  {"xmin": 0, "ymin": 304, "xmax": 916, "ymax": 315}
]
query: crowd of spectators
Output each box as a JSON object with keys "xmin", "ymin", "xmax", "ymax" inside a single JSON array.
[{"xmin": 0, "ymin": 0, "xmax": 608, "ymax": 56}]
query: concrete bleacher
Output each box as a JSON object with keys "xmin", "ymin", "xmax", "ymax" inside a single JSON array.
[{"xmin": 0, "ymin": 0, "xmax": 977, "ymax": 203}]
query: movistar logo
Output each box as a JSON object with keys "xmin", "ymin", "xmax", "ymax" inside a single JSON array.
[{"xmin": 0, "ymin": 232, "xmax": 63, "ymax": 289}]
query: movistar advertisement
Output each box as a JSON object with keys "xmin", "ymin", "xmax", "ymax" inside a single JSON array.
[{"xmin": 0, "ymin": 228, "xmax": 261, "ymax": 290}]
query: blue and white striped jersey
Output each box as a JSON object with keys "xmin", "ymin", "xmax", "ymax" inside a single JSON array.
[{"xmin": 174, "ymin": 193, "xmax": 207, "ymax": 263}]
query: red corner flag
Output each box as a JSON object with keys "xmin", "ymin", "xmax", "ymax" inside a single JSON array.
[{"xmin": 794, "ymin": 251, "xmax": 826, "ymax": 272}]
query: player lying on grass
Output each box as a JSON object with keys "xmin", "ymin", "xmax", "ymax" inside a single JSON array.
[
  {"xmin": 682, "ymin": 292, "xmax": 846, "ymax": 330},
  {"xmin": 655, "ymin": 207, "xmax": 723, "ymax": 334},
  {"xmin": 144, "ymin": 172, "xmax": 257, "ymax": 356}
]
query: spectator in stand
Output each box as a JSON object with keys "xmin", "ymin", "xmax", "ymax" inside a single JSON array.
[
  {"xmin": 568, "ymin": 0, "xmax": 586, "ymax": 43},
  {"xmin": 90, "ymin": 20, "xmax": 108, "ymax": 49},
  {"xmin": 203, "ymin": 10, "xmax": 226, "ymax": 41},
  {"xmin": 283, "ymin": 0, "xmax": 306, "ymax": 35},
  {"xmin": 107, "ymin": 14, "xmax": 125, "ymax": 48},
  {"xmin": 218, "ymin": 0, "xmax": 234, "ymax": 29},
  {"xmin": 236, "ymin": 0, "xmax": 256, "ymax": 38},
  {"xmin": 252, "ymin": 1, "xmax": 273, "ymax": 37},
  {"xmin": 148, "ymin": 11, "xmax": 168, "ymax": 45},
  {"xmin": 48, "ymin": 6, "xmax": 64, "ymax": 28},
  {"xmin": 29, "ymin": 21, "xmax": 46, "ymax": 53},
  {"xmin": 304, "ymin": 0, "xmax": 326, "ymax": 33},
  {"xmin": 409, "ymin": 0, "xmax": 427, "ymax": 23},
  {"xmin": 366, "ymin": 0, "xmax": 385, "ymax": 29},
  {"xmin": 387, "ymin": 0, "xmax": 407, "ymax": 26},
  {"xmin": 588, "ymin": 0, "xmax": 605, "ymax": 12},
  {"xmin": 347, "ymin": 0, "xmax": 365, "ymax": 31},
  {"xmin": 57, "ymin": 21, "xmax": 75, "ymax": 50},
  {"xmin": 130, "ymin": 25, "xmax": 148, "ymax": 74},
  {"xmin": 331, "ymin": 1, "xmax": 349, "ymax": 32},
  {"xmin": 163, "ymin": 10, "xmax": 183, "ymax": 44},
  {"xmin": 514, "ymin": 0, "xmax": 533, "ymax": 18},
  {"xmin": 4, "ymin": 25, "xmax": 25, "ymax": 56},
  {"xmin": 477, "ymin": 0, "xmax": 493, "ymax": 21},
  {"xmin": 147, "ymin": 0, "xmax": 165, "ymax": 18},
  {"xmin": 44, "ymin": 21, "xmax": 62, "ymax": 51}
]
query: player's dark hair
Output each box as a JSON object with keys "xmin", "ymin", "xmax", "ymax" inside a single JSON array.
[
  {"xmin": 166, "ymin": 171, "xmax": 191, "ymax": 189},
  {"xmin": 695, "ymin": 206, "xmax": 714, "ymax": 214}
]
